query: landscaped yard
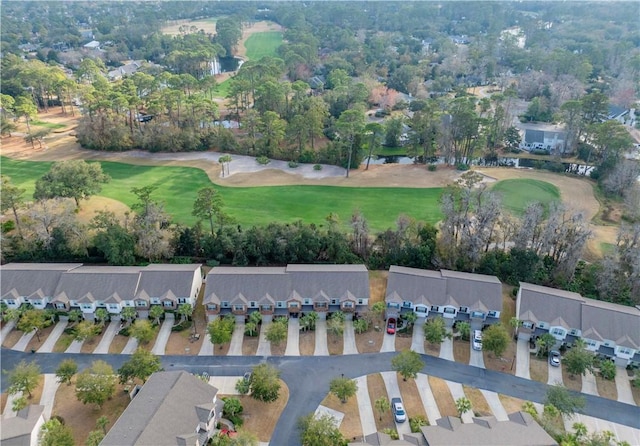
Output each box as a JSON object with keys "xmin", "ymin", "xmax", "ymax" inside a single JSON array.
[{"xmin": 244, "ymin": 31, "xmax": 283, "ymax": 60}]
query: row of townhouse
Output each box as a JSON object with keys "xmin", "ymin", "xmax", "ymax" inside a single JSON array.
[
  {"xmin": 516, "ymin": 282, "xmax": 640, "ymax": 367},
  {"xmin": 384, "ymin": 266, "xmax": 503, "ymax": 326},
  {"xmin": 1, "ymin": 263, "xmax": 203, "ymax": 319},
  {"xmin": 203, "ymin": 264, "xmax": 370, "ymax": 319}
]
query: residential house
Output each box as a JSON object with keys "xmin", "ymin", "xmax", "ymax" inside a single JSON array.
[
  {"xmin": 516, "ymin": 282, "xmax": 640, "ymax": 366},
  {"xmin": 83, "ymin": 40, "xmax": 100, "ymax": 50},
  {"xmin": 518, "ymin": 123, "xmax": 567, "ymax": 153},
  {"xmin": 203, "ymin": 264, "xmax": 370, "ymax": 320},
  {"xmin": 1, "ymin": 263, "xmax": 82, "ymax": 310},
  {"xmin": 1, "ymin": 405, "xmax": 46, "ymax": 446},
  {"xmin": 108, "ymin": 60, "xmax": 142, "ymax": 80},
  {"xmin": 2, "ymin": 263, "xmax": 202, "ymax": 320},
  {"xmin": 384, "ymin": 266, "xmax": 502, "ymax": 326},
  {"xmin": 350, "ymin": 431, "xmax": 418, "ymax": 445},
  {"xmin": 100, "ymin": 371, "xmax": 222, "ymax": 446}
]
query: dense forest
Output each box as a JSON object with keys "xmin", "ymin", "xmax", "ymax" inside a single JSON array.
[{"xmin": 1, "ymin": 2, "xmax": 639, "ymax": 305}]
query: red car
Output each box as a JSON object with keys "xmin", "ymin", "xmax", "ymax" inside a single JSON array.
[{"xmin": 386, "ymin": 317, "xmax": 397, "ymax": 334}]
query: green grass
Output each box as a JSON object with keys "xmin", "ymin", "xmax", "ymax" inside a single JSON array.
[
  {"xmin": 1, "ymin": 157, "xmax": 443, "ymax": 232},
  {"xmin": 31, "ymin": 120, "xmax": 67, "ymax": 129},
  {"xmin": 375, "ymin": 146, "xmax": 407, "ymax": 156},
  {"xmin": 211, "ymin": 78, "xmax": 232, "ymax": 99},
  {"xmin": 491, "ymin": 179, "xmax": 560, "ymax": 216},
  {"xmin": 600, "ymin": 242, "xmax": 616, "ymax": 256},
  {"xmin": 244, "ymin": 31, "xmax": 283, "ymax": 60}
]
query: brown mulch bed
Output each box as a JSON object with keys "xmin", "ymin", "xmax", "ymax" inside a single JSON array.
[
  {"xmin": 52, "ymin": 377, "xmax": 130, "ymax": 445},
  {"xmin": 242, "ymin": 334, "xmax": 259, "ymax": 356},
  {"xmin": 498, "ymin": 394, "xmax": 526, "ymax": 414},
  {"xmin": 2, "ymin": 329, "xmax": 24, "ymax": 349},
  {"xmin": 270, "ymin": 338, "xmax": 287, "ymax": 356},
  {"xmin": 24, "ymin": 324, "xmax": 56, "ymax": 352},
  {"xmin": 81, "ymin": 329, "xmax": 106, "ymax": 353},
  {"xmin": 463, "ymin": 385, "xmax": 492, "ymax": 417},
  {"xmin": 355, "ymin": 326, "xmax": 384, "ymax": 353},
  {"xmin": 425, "ymin": 342, "xmax": 441, "ymax": 356},
  {"xmin": 562, "ymin": 368, "xmax": 583, "ymax": 392},
  {"xmin": 165, "ymin": 328, "xmax": 205, "ymax": 355},
  {"xmin": 453, "ymin": 339, "xmax": 471, "ymax": 364},
  {"xmin": 321, "ymin": 392, "xmax": 362, "ymax": 441},
  {"xmin": 595, "ymin": 375, "xmax": 617, "ymax": 400},
  {"xmin": 367, "ymin": 373, "xmax": 395, "ymax": 432},
  {"xmin": 398, "ymin": 374, "xmax": 427, "ymax": 422},
  {"xmin": 529, "ymin": 356, "xmax": 549, "ymax": 383},
  {"xmin": 299, "ymin": 330, "xmax": 315, "ymax": 355},
  {"xmin": 483, "ymin": 338, "xmax": 517, "ymax": 375},
  {"xmin": 395, "ymin": 332, "xmax": 412, "ymax": 351},
  {"xmin": 428, "ymin": 376, "xmax": 457, "ymax": 417},
  {"xmin": 108, "ymin": 334, "xmax": 129, "ymax": 354},
  {"xmin": 328, "ymin": 332, "xmax": 344, "ymax": 355},
  {"xmin": 215, "ymin": 339, "xmax": 232, "ymax": 356},
  {"xmin": 234, "ymin": 380, "xmax": 289, "ymax": 442}
]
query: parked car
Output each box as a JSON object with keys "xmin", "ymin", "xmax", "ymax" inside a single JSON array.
[
  {"xmin": 386, "ymin": 317, "xmax": 397, "ymax": 335},
  {"xmin": 391, "ymin": 397, "xmax": 406, "ymax": 423},
  {"xmin": 549, "ymin": 350, "xmax": 561, "ymax": 367},
  {"xmin": 472, "ymin": 330, "xmax": 483, "ymax": 351}
]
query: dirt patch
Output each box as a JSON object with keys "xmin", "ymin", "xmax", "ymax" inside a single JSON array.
[
  {"xmin": 529, "ymin": 356, "xmax": 549, "ymax": 383},
  {"xmin": 233, "ymin": 379, "xmax": 289, "ymax": 442},
  {"xmin": 81, "ymin": 328, "xmax": 106, "ymax": 353},
  {"xmin": 398, "ymin": 375, "xmax": 428, "ymax": 422},
  {"xmin": 52, "ymin": 377, "xmax": 130, "ymax": 445},
  {"xmin": 214, "ymin": 338, "xmax": 231, "ymax": 356},
  {"xmin": 501, "ymin": 285, "xmax": 517, "ymax": 325},
  {"xmin": 561, "ymin": 368, "xmax": 582, "ymax": 392},
  {"xmin": 369, "ymin": 271, "xmax": 388, "ymax": 305},
  {"xmin": 270, "ymin": 337, "xmax": 287, "ymax": 356},
  {"xmin": 367, "ymin": 373, "xmax": 395, "ymax": 432},
  {"xmin": 165, "ymin": 327, "xmax": 204, "ymax": 355},
  {"xmin": 463, "ymin": 385, "xmax": 492, "ymax": 417},
  {"xmin": 321, "ymin": 391, "xmax": 362, "ymax": 441},
  {"xmin": 328, "ymin": 332, "xmax": 344, "ymax": 355},
  {"xmin": 161, "ymin": 18, "xmax": 218, "ymax": 36},
  {"xmin": 24, "ymin": 324, "xmax": 56, "ymax": 352},
  {"xmin": 108, "ymin": 334, "xmax": 129, "ymax": 354},
  {"xmin": 2, "ymin": 329, "xmax": 23, "ymax": 349},
  {"xmin": 483, "ymin": 338, "xmax": 517, "ymax": 375},
  {"xmin": 76, "ymin": 196, "xmax": 132, "ymax": 226},
  {"xmin": 428, "ymin": 376, "xmax": 457, "ymax": 417},
  {"xmin": 395, "ymin": 332, "xmax": 412, "ymax": 352},
  {"xmin": 355, "ymin": 326, "xmax": 384, "ymax": 354},
  {"xmin": 453, "ymin": 339, "xmax": 471, "ymax": 364},
  {"xmin": 498, "ymin": 394, "xmax": 526, "ymax": 414},
  {"xmin": 299, "ymin": 330, "xmax": 315, "ymax": 356},
  {"xmin": 595, "ymin": 375, "xmax": 617, "ymax": 401},
  {"xmin": 425, "ymin": 341, "xmax": 442, "ymax": 356},
  {"xmin": 242, "ymin": 334, "xmax": 258, "ymax": 356}
]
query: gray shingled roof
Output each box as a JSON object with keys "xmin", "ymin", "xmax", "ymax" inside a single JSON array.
[
  {"xmin": 419, "ymin": 412, "xmax": 557, "ymax": 446},
  {"xmin": 136, "ymin": 264, "xmax": 201, "ymax": 300},
  {"xmin": 517, "ymin": 282, "xmax": 583, "ymax": 330},
  {"xmin": 204, "ymin": 265, "xmax": 369, "ymax": 305},
  {"xmin": 54, "ymin": 266, "xmax": 142, "ymax": 303},
  {"xmin": 581, "ymin": 299, "xmax": 640, "ymax": 349},
  {"xmin": 1, "ymin": 405, "xmax": 45, "ymax": 445},
  {"xmin": 1, "ymin": 263, "xmax": 82, "ymax": 300},
  {"xmin": 100, "ymin": 371, "xmax": 219, "ymax": 446},
  {"xmin": 386, "ymin": 266, "xmax": 501, "ymax": 310}
]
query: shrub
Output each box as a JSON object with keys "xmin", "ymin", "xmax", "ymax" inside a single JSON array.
[
  {"xmin": 288, "ymin": 161, "xmax": 299, "ymax": 168},
  {"xmin": 235, "ymin": 377, "xmax": 250, "ymax": 394},
  {"xmin": 382, "ymin": 428, "xmax": 399, "ymax": 439},
  {"xmin": 118, "ymin": 327, "xmax": 130, "ymax": 337},
  {"xmin": 409, "ymin": 415, "xmax": 429, "ymax": 432},
  {"xmin": 171, "ymin": 320, "xmax": 192, "ymax": 332},
  {"xmin": 256, "ymin": 156, "xmax": 270, "ymax": 165},
  {"xmin": 427, "ymin": 164, "xmax": 437, "ymax": 172},
  {"xmin": 299, "ymin": 150, "xmax": 316, "ymax": 164},
  {"xmin": 531, "ymin": 149, "xmax": 550, "ymax": 156},
  {"xmin": 456, "ymin": 163, "xmax": 470, "ymax": 171},
  {"xmin": 313, "ymin": 164, "xmax": 323, "ymax": 171},
  {"xmin": 598, "ymin": 359, "xmax": 616, "ymax": 380}
]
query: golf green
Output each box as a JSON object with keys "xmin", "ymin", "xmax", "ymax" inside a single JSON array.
[{"xmin": 491, "ymin": 178, "xmax": 560, "ymax": 215}]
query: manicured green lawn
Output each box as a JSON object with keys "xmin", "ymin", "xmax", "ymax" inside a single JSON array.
[
  {"xmin": 244, "ymin": 31, "xmax": 283, "ymax": 60},
  {"xmin": 32, "ymin": 120, "xmax": 67, "ymax": 129},
  {"xmin": 375, "ymin": 146, "xmax": 407, "ymax": 156},
  {"xmin": 491, "ymin": 179, "xmax": 560, "ymax": 215},
  {"xmin": 1, "ymin": 157, "xmax": 443, "ymax": 232},
  {"xmin": 211, "ymin": 78, "xmax": 232, "ymax": 98}
]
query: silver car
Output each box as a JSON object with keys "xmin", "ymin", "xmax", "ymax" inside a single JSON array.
[{"xmin": 549, "ymin": 350, "xmax": 561, "ymax": 367}]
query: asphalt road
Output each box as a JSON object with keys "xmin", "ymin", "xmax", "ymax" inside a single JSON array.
[{"xmin": 2, "ymin": 349, "xmax": 638, "ymax": 445}]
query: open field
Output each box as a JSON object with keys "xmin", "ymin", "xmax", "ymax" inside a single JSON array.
[
  {"xmin": 491, "ymin": 179, "xmax": 560, "ymax": 216},
  {"xmin": 161, "ymin": 17, "xmax": 218, "ymax": 36},
  {"xmin": 244, "ymin": 31, "xmax": 283, "ymax": 60}
]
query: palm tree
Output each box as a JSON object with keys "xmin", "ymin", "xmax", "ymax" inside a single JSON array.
[
  {"xmin": 375, "ymin": 397, "xmax": 389, "ymax": 420},
  {"xmin": 149, "ymin": 305, "xmax": 164, "ymax": 325},
  {"xmin": 121, "ymin": 307, "xmax": 136, "ymax": 326},
  {"xmin": 178, "ymin": 303, "xmax": 193, "ymax": 323},
  {"xmin": 95, "ymin": 308, "xmax": 109, "ymax": 326},
  {"xmin": 68, "ymin": 309, "xmax": 83, "ymax": 326}
]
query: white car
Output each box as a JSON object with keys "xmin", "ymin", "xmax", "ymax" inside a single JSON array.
[
  {"xmin": 391, "ymin": 397, "xmax": 407, "ymax": 423},
  {"xmin": 472, "ymin": 330, "xmax": 483, "ymax": 351}
]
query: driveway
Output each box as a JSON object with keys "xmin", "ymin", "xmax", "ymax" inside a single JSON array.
[
  {"xmin": 380, "ymin": 332, "xmax": 396, "ymax": 353},
  {"xmin": 480, "ymin": 389, "xmax": 509, "ymax": 421},
  {"xmin": 343, "ymin": 320, "xmax": 358, "ymax": 355},
  {"xmin": 415, "ymin": 374, "xmax": 441, "ymax": 423},
  {"xmin": 469, "ymin": 346, "xmax": 485, "ymax": 368},
  {"xmin": 515, "ymin": 337, "xmax": 531, "ymax": 379},
  {"xmin": 284, "ymin": 317, "xmax": 300, "ymax": 356},
  {"xmin": 227, "ymin": 321, "xmax": 245, "ymax": 356},
  {"xmin": 151, "ymin": 313, "xmax": 174, "ymax": 355},
  {"xmin": 615, "ymin": 368, "xmax": 636, "ymax": 405},
  {"xmin": 121, "ymin": 337, "xmax": 138, "ymax": 354},
  {"xmin": 439, "ymin": 332, "xmax": 454, "ymax": 361},
  {"xmin": 37, "ymin": 321, "xmax": 68, "ymax": 353},
  {"xmin": 65, "ymin": 339, "xmax": 84, "ymax": 353},
  {"xmin": 12, "ymin": 331, "xmax": 36, "ymax": 352},
  {"xmin": 445, "ymin": 380, "xmax": 473, "ymax": 423},
  {"xmin": 355, "ymin": 375, "xmax": 377, "ymax": 436},
  {"xmin": 314, "ymin": 319, "xmax": 329, "ymax": 356},
  {"xmin": 410, "ymin": 320, "xmax": 425, "ymax": 353},
  {"xmin": 256, "ymin": 320, "xmax": 272, "ymax": 357},
  {"xmin": 199, "ymin": 336, "xmax": 214, "ymax": 355},
  {"xmin": 381, "ymin": 371, "xmax": 412, "ymax": 438},
  {"xmin": 565, "ymin": 413, "xmax": 640, "ymax": 445},
  {"xmin": 581, "ymin": 370, "xmax": 599, "ymax": 396},
  {"xmin": 39, "ymin": 374, "xmax": 61, "ymax": 419},
  {"xmin": 547, "ymin": 360, "xmax": 563, "ymax": 385},
  {"xmin": 93, "ymin": 321, "xmax": 119, "ymax": 354}
]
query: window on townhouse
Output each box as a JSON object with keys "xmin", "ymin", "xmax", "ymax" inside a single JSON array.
[
  {"xmin": 430, "ymin": 305, "xmax": 439, "ymax": 312},
  {"xmin": 343, "ymin": 302, "xmax": 353, "ymax": 308},
  {"xmin": 55, "ymin": 303, "xmax": 65, "ymax": 309},
  {"xmin": 303, "ymin": 299, "xmax": 312, "ymax": 305},
  {"xmin": 618, "ymin": 347, "xmax": 632, "ymax": 355},
  {"xmin": 416, "ymin": 307, "xmax": 427, "ymax": 313},
  {"xmin": 136, "ymin": 300, "xmax": 147, "ymax": 307},
  {"xmin": 109, "ymin": 305, "xmax": 118, "ymax": 310},
  {"xmin": 249, "ymin": 301, "xmax": 257, "ymax": 308},
  {"xmin": 288, "ymin": 302, "xmax": 299, "ymax": 308},
  {"xmin": 403, "ymin": 301, "xmax": 412, "ymax": 308},
  {"xmin": 330, "ymin": 299, "xmax": 339, "ymax": 305},
  {"xmin": 151, "ymin": 298, "xmax": 160, "ymax": 305},
  {"xmin": 488, "ymin": 311, "xmax": 498, "ymax": 318},
  {"xmin": 81, "ymin": 304, "xmax": 92, "ymax": 310},
  {"xmin": 550, "ymin": 328, "xmax": 565, "ymax": 336},
  {"xmin": 262, "ymin": 305, "xmax": 272, "ymax": 311},
  {"xmin": 163, "ymin": 301, "xmax": 173, "ymax": 307},
  {"xmin": 459, "ymin": 306, "xmax": 469, "ymax": 313},
  {"xmin": 5, "ymin": 299, "xmax": 16, "ymax": 306},
  {"xmin": 96, "ymin": 301, "xmax": 105, "ymax": 307},
  {"xmin": 31, "ymin": 300, "xmax": 42, "ymax": 306},
  {"xmin": 221, "ymin": 301, "xmax": 230, "ymax": 308},
  {"xmin": 443, "ymin": 307, "xmax": 456, "ymax": 314},
  {"xmin": 276, "ymin": 302, "xmax": 285, "ymax": 308},
  {"xmin": 357, "ymin": 299, "xmax": 364, "ymax": 305},
  {"xmin": 585, "ymin": 339, "xmax": 597, "ymax": 348},
  {"xmin": 316, "ymin": 302, "xmax": 327, "ymax": 308},
  {"xmin": 177, "ymin": 298, "xmax": 187, "ymax": 304},
  {"xmin": 234, "ymin": 305, "xmax": 244, "ymax": 311},
  {"xmin": 522, "ymin": 322, "xmax": 534, "ymax": 329},
  {"xmin": 206, "ymin": 304, "xmax": 217, "ymax": 311}
]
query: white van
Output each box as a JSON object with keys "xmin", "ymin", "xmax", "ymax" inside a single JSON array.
[{"xmin": 472, "ymin": 330, "xmax": 483, "ymax": 351}]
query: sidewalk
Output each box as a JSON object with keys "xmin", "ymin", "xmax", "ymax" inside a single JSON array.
[
  {"xmin": 37, "ymin": 321, "xmax": 68, "ymax": 353},
  {"xmin": 355, "ymin": 375, "xmax": 377, "ymax": 437},
  {"xmin": 284, "ymin": 318, "xmax": 300, "ymax": 356},
  {"xmin": 343, "ymin": 320, "xmax": 358, "ymax": 355},
  {"xmin": 314, "ymin": 319, "xmax": 329, "ymax": 356},
  {"xmin": 39, "ymin": 374, "xmax": 61, "ymax": 419},
  {"xmin": 151, "ymin": 313, "xmax": 174, "ymax": 355},
  {"xmin": 93, "ymin": 321, "xmax": 119, "ymax": 354}
]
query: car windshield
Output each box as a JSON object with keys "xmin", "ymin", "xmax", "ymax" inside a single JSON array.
[{"xmin": 396, "ymin": 408, "xmax": 405, "ymax": 415}]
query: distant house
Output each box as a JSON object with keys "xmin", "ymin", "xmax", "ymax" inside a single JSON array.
[
  {"xmin": 1, "ymin": 405, "xmax": 46, "ymax": 446},
  {"xmin": 516, "ymin": 282, "xmax": 640, "ymax": 366},
  {"xmin": 100, "ymin": 371, "xmax": 222, "ymax": 446},
  {"xmin": 108, "ymin": 60, "xmax": 142, "ymax": 80},
  {"xmin": 518, "ymin": 123, "xmax": 567, "ymax": 153},
  {"xmin": 203, "ymin": 264, "xmax": 370, "ymax": 320},
  {"xmin": 83, "ymin": 40, "xmax": 101, "ymax": 50},
  {"xmin": 384, "ymin": 266, "xmax": 502, "ymax": 325},
  {"xmin": 607, "ymin": 105, "xmax": 630, "ymax": 124},
  {"xmin": 1, "ymin": 263, "xmax": 203, "ymax": 320},
  {"xmin": 309, "ymin": 76, "xmax": 325, "ymax": 90},
  {"xmin": 350, "ymin": 412, "xmax": 557, "ymax": 446}
]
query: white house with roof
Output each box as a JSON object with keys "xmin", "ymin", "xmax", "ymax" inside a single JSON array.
[
  {"xmin": 516, "ymin": 282, "xmax": 640, "ymax": 366},
  {"xmin": 384, "ymin": 266, "xmax": 502, "ymax": 325},
  {"xmin": 518, "ymin": 123, "xmax": 567, "ymax": 153}
]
